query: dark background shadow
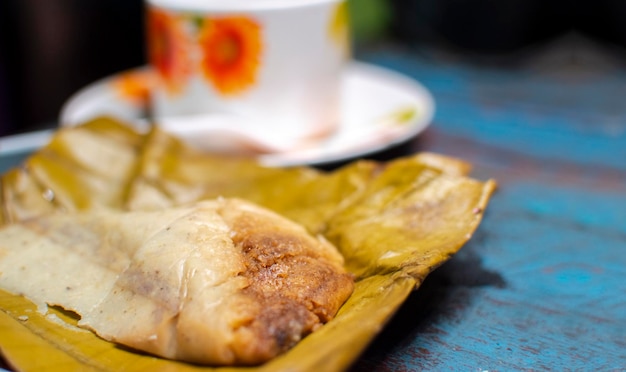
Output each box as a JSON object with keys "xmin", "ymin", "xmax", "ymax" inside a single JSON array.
[
  {"xmin": 2, "ymin": 0, "xmax": 626, "ymax": 136},
  {"xmin": 0, "ymin": 0, "xmax": 145, "ymax": 136}
]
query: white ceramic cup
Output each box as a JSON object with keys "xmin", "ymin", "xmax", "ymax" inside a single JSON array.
[{"xmin": 145, "ymin": 0, "xmax": 350, "ymax": 150}]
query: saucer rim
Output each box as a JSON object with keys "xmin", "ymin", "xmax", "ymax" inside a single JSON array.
[
  {"xmin": 58, "ymin": 61, "xmax": 435, "ymax": 167},
  {"xmin": 260, "ymin": 61, "xmax": 435, "ymax": 167}
]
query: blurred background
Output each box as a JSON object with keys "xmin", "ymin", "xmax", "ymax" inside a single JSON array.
[{"xmin": 2, "ymin": 0, "xmax": 626, "ymax": 136}]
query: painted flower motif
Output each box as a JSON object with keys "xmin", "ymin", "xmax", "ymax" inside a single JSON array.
[
  {"xmin": 112, "ymin": 69, "xmax": 154, "ymax": 105},
  {"xmin": 199, "ymin": 16, "xmax": 262, "ymax": 96},
  {"xmin": 146, "ymin": 7, "xmax": 192, "ymax": 95}
]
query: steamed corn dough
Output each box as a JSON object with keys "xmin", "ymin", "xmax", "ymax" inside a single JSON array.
[{"xmin": 0, "ymin": 198, "xmax": 354, "ymax": 365}]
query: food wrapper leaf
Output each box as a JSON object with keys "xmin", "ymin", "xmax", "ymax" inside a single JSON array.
[{"xmin": 0, "ymin": 118, "xmax": 496, "ymax": 371}]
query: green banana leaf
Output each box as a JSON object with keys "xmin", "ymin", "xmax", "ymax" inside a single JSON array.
[{"xmin": 0, "ymin": 117, "xmax": 496, "ymax": 371}]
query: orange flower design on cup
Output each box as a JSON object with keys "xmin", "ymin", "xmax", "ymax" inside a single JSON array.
[
  {"xmin": 199, "ymin": 17, "xmax": 263, "ymax": 96},
  {"xmin": 113, "ymin": 69, "xmax": 155, "ymax": 105},
  {"xmin": 146, "ymin": 7, "xmax": 191, "ymax": 95}
]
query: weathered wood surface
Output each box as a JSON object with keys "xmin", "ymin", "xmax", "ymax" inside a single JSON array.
[
  {"xmin": 349, "ymin": 49, "xmax": 626, "ymax": 371},
  {"xmin": 0, "ymin": 48, "xmax": 625, "ymax": 371}
]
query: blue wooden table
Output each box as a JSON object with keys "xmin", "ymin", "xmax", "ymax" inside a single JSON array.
[
  {"xmin": 1, "ymin": 47, "xmax": 625, "ymax": 370},
  {"xmin": 348, "ymin": 48, "xmax": 626, "ymax": 370}
]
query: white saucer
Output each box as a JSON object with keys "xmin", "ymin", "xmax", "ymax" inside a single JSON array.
[{"xmin": 58, "ymin": 61, "xmax": 434, "ymax": 167}]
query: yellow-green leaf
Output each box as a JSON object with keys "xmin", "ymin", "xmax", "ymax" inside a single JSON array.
[{"xmin": 0, "ymin": 118, "xmax": 496, "ymax": 371}]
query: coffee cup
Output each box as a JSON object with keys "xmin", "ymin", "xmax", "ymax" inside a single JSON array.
[{"xmin": 145, "ymin": 0, "xmax": 350, "ymax": 151}]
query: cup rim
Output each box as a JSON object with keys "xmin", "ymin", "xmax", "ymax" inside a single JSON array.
[{"xmin": 146, "ymin": 0, "xmax": 343, "ymax": 12}]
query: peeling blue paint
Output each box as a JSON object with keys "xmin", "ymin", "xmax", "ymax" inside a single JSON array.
[{"xmin": 351, "ymin": 50, "xmax": 626, "ymax": 371}]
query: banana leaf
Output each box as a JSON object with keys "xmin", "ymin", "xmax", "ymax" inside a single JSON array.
[{"xmin": 0, "ymin": 117, "xmax": 496, "ymax": 371}]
